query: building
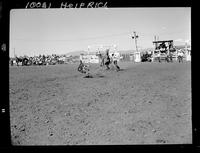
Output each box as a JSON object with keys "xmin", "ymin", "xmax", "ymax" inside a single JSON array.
[
  {"xmin": 80, "ymin": 54, "xmax": 99, "ymax": 63},
  {"xmin": 152, "ymin": 40, "xmax": 176, "ymax": 62}
]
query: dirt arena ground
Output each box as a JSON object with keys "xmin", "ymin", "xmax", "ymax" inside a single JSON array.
[{"xmin": 9, "ymin": 61, "xmax": 192, "ymax": 145}]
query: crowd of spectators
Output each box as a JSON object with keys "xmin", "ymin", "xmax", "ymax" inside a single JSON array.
[{"xmin": 9, "ymin": 54, "xmax": 80, "ymax": 66}]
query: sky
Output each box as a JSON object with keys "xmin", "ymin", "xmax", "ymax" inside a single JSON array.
[{"xmin": 9, "ymin": 7, "xmax": 191, "ymax": 57}]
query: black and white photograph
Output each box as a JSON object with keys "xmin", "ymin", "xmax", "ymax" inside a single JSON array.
[{"xmin": 8, "ymin": 7, "xmax": 191, "ymax": 145}]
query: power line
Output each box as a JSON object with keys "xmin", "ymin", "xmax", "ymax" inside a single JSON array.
[
  {"xmin": 11, "ymin": 29, "xmax": 189, "ymax": 43},
  {"xmin": 139, "ymin": 29, "xmax": 189, "ymax": 37},
  {"xmin": 11, "ymin": 31, "xmax": 131, "ymax": 42}
]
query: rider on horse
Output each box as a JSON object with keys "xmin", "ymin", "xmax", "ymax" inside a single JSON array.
[{"xmin": 104, "ymin": 49, "xmax": 111, "ymax": 70}]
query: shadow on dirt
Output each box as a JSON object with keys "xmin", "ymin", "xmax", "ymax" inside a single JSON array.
[
  {"xmin": 83, "ymin": 75, "xmax": 93, "ymax": 78},
  {"xmin": 118, "ymin": 68, "xmax": 127, "ymax": 72},
  {"xmin": 82, "ymin": 68, "xmax": 128, "ymax": 78},
  {"xmin": 83, "ymin": 74, "xmax": 105, "ymax": 78}
]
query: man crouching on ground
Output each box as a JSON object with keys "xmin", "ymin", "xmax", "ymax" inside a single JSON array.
[{"xmin": 78, "ymin": 60, "xmax": 89, "ymax": 73}]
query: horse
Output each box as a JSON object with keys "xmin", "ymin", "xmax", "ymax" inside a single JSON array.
[
  {"xmin": 96, "ymin": 50, "xmax": 111, "ymax": 69},
  {"xmin": 96, "ymin": 52, "xmax": 105, "ymax": 67},
  {"xmin": 15, "ymin": 56, "xmax": 29, "ymax": 66},
  {"xmin": 23, "ymin": 57, "xmax": 29, "ymax": 66},
  {"xmin": 141, "ymin": 52, "xmax": 152, "ymax": 62},
  {"xmin": 15, "ymin": 57, "xmax": 23, "ymax": 66},
  {"xmin": 178, "ymin": 54, "xmax": 184, "ymax": 63}
]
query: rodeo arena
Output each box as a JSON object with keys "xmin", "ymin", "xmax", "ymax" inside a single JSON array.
[
  {"xmin": 9, "ymin": 38, "xmax": 192, "ymax": 145},
  {"xmin": 9, "ymin": 40, "xmax": 191, "ymax": 67}
]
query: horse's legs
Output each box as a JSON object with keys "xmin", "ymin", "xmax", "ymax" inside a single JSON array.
[
  {"xmin": 105, "ymin": 62, "xmax": 110, "ymax": 69},
  {"xmin": 179, "ymin": 57, "xmax": 181, "ymax": 63},
  {"xmin": 102, "ymin": 58, "xmax": 105, "ymax": 66},
  {"xmin": 100, "ymin": 58, "xmax": 104, "ymax": 67},
  {"xmin": 100, "ymin": 59, "xmax": 103, "ymax": 67},
  {"xmin": 114, "ymin": 61, "xmax": 120, "ymax": 71},
  {"xmin": 106, "ymin": 65, "xmax": 110, "ymax": 69}
]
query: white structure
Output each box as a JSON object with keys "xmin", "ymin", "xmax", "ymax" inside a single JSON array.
[
  {"xmin": 80, "ymin": 54, "xmax": 99, "ymax": 63},
  {"xmin": 84, "ymin": 44, "xmax": 121, "ymax": 63},
  {"xmin": 175, "ymin": 39, "xmax": 191, "ymax": 61},
  {"xmin": 87, "ymin": 44, "xmax": 118, "ymax": 53},
  {"xmin": 186, "ymin": 47, "xmax": 191, "ymax": 61},
  {"xmin": 89, "ymin": 55, "xmax": 99, "ymax": 63},
  {"xmin": 134, "ymin": 51, "xmax": 141, "ymax": 62},
  {"xmin": 186, "ymin": 54, "xmax": 191, "ymax": 61}
]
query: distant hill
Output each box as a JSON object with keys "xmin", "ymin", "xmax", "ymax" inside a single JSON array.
[
  {"xmin": 66, "ymin": 45, "xmax": 191, "ymax": 56},
  {"xmin": 118, "ymin": 48, "xmax": 154, "ymax": 54},
  {"xmin": 66, "ymin": 48, "xmax": 156, "ymax": 56},
  {"xmin": 118, "ymin": 50, "xmax": 134, "ymax": 54},
  {"xmin": 175, "ymin": 45, "xmax": 191, "ymax": 49},
  {"xmin": 66, "ymin": 50, "xmax": 88, "ymax": 56}
]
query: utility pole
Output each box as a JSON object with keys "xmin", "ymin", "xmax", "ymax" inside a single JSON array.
[
  {"xmin": 132, "ymin": 31, "xmax": 139, "ymax": 52},
  {"xmin": 13, "ymin": 48, "xmax": 16, "ymax": 57},
  {"xmin": 87, "ymin": 45, "xmax": 90, "ymax": 55},
  {"xmin": 154, "ymin": 36, "xmax": 157, "ymax": 49}
]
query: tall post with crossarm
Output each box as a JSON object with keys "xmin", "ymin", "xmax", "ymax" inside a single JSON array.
[
  {"xmin": 132, "ymin": 31, "xmax": 139, "ymax": 52},
  {"xmin": 131, "ymin": 31, "xmax": 140, "ymax": 62}
]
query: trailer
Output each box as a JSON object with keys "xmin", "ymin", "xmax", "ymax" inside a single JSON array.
[{"xmin": 152, "ymin": 40, "xmax": 176, "ymax": 62}]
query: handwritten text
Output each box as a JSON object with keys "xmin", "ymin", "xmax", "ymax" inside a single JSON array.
[{"xmin": 25, "ymin": 2, "xmax": 108, "ymax": 9}]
